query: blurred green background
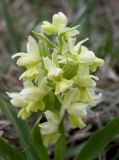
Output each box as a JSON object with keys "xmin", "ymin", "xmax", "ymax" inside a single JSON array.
[
  {"xmin": 0, "ymin": 0, "xmax": 119, "ymax": 159},
  {"xmin": 1, "ymin": 0, "xmax": 119, "ymax": 59}
]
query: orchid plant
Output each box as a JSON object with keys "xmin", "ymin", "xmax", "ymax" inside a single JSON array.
[{"xmin": 6, "ymin": 12, "xmax": 104, "ymax": 159}]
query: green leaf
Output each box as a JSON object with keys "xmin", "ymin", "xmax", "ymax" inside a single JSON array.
[
  {"xmin": 30, "ymin": 120, "xmax": 49, "ymax": 160},
  {"xmin": 66, "ymin": 143, "xmax": 85, "ymax": 159},
  {"xmin": 0, "ymin": 98, "xmax": 37, "ymax": 160},
  {"xmin": 0, "ymin": 137, "xmax": 24, "ymax": 160},
  {"xmin": 54, "ymin": 120, "xmax": 66, "ymax": 160},
  {"xmin": 60, "ymin": 25, "xmax": 80, "ymax": 36},
  {"xmin": 1, "ymin": 0, "xmax": 21, "ymax": 51},
  {"xmin": 32, "ymin": 31, "xmax": 59, "ymax": 50},
  {"xmin": 0, "ymin": 98, "xmax": 30, "ymax": 147},
  {"xmin": 75, "ymin": 116, "xmax": 119, "ymax": 160}
]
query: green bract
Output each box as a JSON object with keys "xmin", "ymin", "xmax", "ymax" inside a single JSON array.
[{"xmin": 7, "ymin": 12, "xmax": 104, "ymax": 146}]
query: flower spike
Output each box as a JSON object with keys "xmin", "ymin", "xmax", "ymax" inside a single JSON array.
[{"xmin": 7, "ymin": 12, "xmax": 104, "ymax": 146}]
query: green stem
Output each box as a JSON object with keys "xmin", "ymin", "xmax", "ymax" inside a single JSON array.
[{"xmin": 54, "ymin": 119, "xmax": 66, "ymax": 160}]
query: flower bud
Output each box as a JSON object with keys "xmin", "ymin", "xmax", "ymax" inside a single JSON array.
[
  {"xmin": 42, "ymin": 21, "xmax": 56, "ymax": 35},
  {"xmin": 53, "ymin": 12, "xmax": 67, "ymax": 28}
]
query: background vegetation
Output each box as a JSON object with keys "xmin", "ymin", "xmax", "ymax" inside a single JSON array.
[{"xmin": 0, "ymin": 0, "xmax": 119, "ymax": 160}]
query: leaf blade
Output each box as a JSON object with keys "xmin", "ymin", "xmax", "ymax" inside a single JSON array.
[
  {"xmin": 0, "ymin": 137, "xmax": 24, "ymax": 160},
  {"xmin": 30, "ymin": 122, "xmax": 49, "ymax": 160},
  {"xmin": 0, "ymin": 98, "xmax": 37, "ymax": 160},
  {"xmin": 75, "ymin": 116, "xmax": 119, "ymax": 160},
  {"xmin": 54, "ymin": 120, "xmax": 66, "ymax": 160},
  {"xmin": 32, "ymin": 31, "xmax": 59, "ymax": 50}
]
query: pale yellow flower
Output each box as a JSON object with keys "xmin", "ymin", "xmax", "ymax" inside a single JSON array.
[{"xmin": 42, "ymin": 12, "xmax": 67, "ymax": 35}]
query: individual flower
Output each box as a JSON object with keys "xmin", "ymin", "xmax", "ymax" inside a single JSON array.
[
  {"xmin": 12, "ymin": 36, "xmax": 43, "ymax": 82},
  {"xmin": 19, "ymin": 65, "xmax": 40, "ymax": 81},
  {"xmin": 78, "ymin": 46, "xmax": 96, "ymax": 64},
  {"xmin": 39, "ymin": 111, "xmax": 60, "ymax": 146},
  {"xmin": 43, "ymin": 56, "xmax": 73, "ymax": 95},
  {"xmin": 17, "ymin": 99, "xmax": 45, "ymax": 120},
  {"xmin": 6, "ymin": 92, "xmax": 28, "ymax": 108},
  {"xmin": 26, "ymin": 100, "xmax": 45, "ymax": 113},
  {"xmin": 89, "ymin": 57, "xmax": 104, "ymax": 72},
  {"xmin": 12, "ymin": 36, "xmax": 40, "ymax": 67},
  {"xmin": 74, "ymin": 75, "xmax": 98, "ymax": 88},
  {"xmin": 61, "ymin": 88, "xmax": 87, "ymax": 128},
  {"xmin": 7, "ymin": 79, "xmax": 50, "ymax": 119},
  {"xmin": 68, "ymin": 103, "xmax": 88, "ymax": 128}
]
